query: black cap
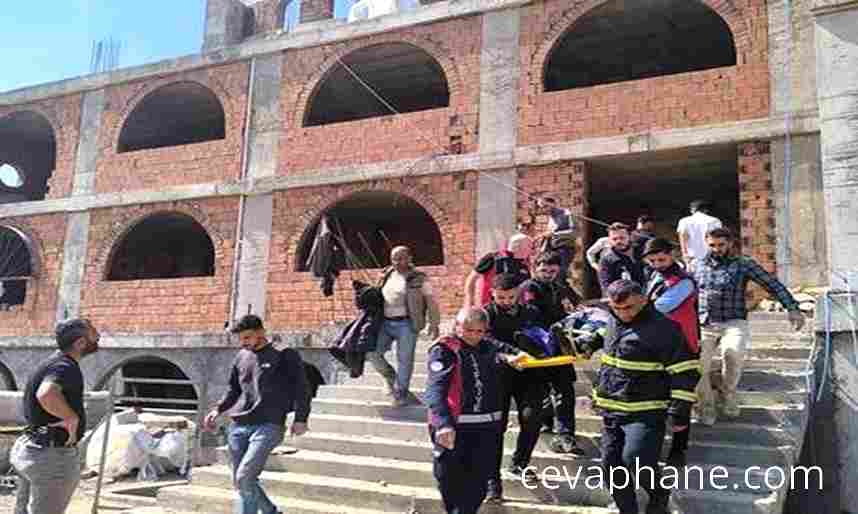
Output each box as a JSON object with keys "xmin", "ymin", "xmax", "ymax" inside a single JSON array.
[
  {"xmin": 55, "ymin": 319, "xmax": 90, "ymax": 351},
  {"xmin": 230, "ymin": 314, "xmax": 264, "ymax": 334},
  {"xmin": 641, "ymin": 238, "xmax": 675, "ymax": 258}
]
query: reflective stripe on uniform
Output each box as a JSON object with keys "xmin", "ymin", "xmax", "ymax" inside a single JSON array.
[
  {"xmin": 591, "ymin": 390, "xmax": 669, "ymax": 412},
  {"xmin": 666, "ymin": 360, "xmax": 701, "ymax": 375},
  {"xmin": 600, "ymin": 354, "xmax": 664, "ymax": 372},
  {"xmin": 457, "ymin": 411, "xmax": 503, "ymax": 424},
  {"xmin": 671, "ymin": 390, "xmax": 698, "ymax": 402}
]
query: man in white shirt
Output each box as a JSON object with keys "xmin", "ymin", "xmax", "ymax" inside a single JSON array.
[
  {"xmin": 676, "ymin": 200, "xmax": 722, "ymax": 271},
  {"xmin": 368, "ymin": 246, "xmax": 441, "ymax": 407}
]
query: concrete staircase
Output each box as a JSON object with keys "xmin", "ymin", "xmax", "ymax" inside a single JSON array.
[{"xmin": 157, "ymin": 312, "xmax": 815, "ymax": 514}]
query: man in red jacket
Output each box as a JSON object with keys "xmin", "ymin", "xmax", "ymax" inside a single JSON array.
[{"xmin": 642, "ymin": 238, "xmax": 699, "ymax": 467}]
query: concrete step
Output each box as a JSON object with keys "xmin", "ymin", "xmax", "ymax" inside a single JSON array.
[
  {"xmin": 288, "ymin": 427, "xmax": 795, "ymax": 470},
  {"xmin": 317, "ymin": 384, "xmax": 808, "ymax": 407},
  {"xmin": 348, "ymin": 367, "xmax": 812, "ymax": 394},
  {"xmin": 189, "ymin": 465, "xmax": 613, "ymax": 513},
  {"xmin": 213, "ymin": 446, "xmax": 779, "ymax": 498},
  {"xmin": 308, "ymin": 398, "xmax": 806, "ymax": 435}
]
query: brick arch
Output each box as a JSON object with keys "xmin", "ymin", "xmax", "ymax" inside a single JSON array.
[
  {"xmin": 0, "ymin": 219, "xmax": 45, "ymax": 278},
  {"xmin": 0, "ymin": 359, "xmax": 18, "ymax": 390},
  {"xmin": 94, "ymin": 202, "xmax": 226, "ymax": 281},
  {"xmin": 288, "ymin": 180, "xmax": 452, "ymax": 271},
  {"xmin": 91, "ymin": 352, "xmax": 202, "ymax": 399},
  {"xmin": 531, "ymin": 0, "xmax": 746, "ymax": 95},
  {"xmin": 0, "ymin": 106, "xmax": 64, "ymax": 157},
  {"xmin": 105, "ymin": 75, "xmax": 236, "ymax": 153},
  {"xmin": 293, "ymin": 36, "xmax": 465, "ymax": 128}
]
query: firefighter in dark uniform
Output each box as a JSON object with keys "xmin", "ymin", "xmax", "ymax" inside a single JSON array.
[
  {"xmin": 573, "ymin": 280, "xmax": 700, "ymax": 514},
  {"xmin": 520, "ymin": 251, "xmax": 582, "ymax": 454},
  {"xmin": 424, "ymin": 307, "xmax": 527, "ymax": 514},
  {"xmin": 483, "ymin": 273, "xmax": 547, "ymax": 502}
]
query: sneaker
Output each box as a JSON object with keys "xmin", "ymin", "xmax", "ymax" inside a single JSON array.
[
  {"xmin": 540, "ymin": 423, "xmax": 555, "ymax": 434},
  {"xmin": 505, "ymin": 464, "xmax": 538, "ymax": 483},
  {"xmin": 721, "ymin": 395, "xmax": 741, "ymax": 419},
  {"xmin": 549, "ymin": 434, "xmax": 584, "ymax": 455},
  {"xmin": 665, "ymin": 449, "xmax": 687, "ymax": 469},
  {"xmin": 401, "ymin": 391, "xmax": 422, "ymax": 406},
  {"xmin": 485, "ymin": 479, "xmax": 503, "ymax": 503}
]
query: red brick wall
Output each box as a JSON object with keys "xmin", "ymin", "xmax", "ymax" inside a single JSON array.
[
  {"xmin": 280, "ymin": 17, "xmax": 481, "ymax": 174},
  {"xmin": 738, "ymin": 141, "xmax": 777, "ymax": 304},
  {"xmin": 95, "ymin": 63, "xmax": 249, "ymax": 194},
  {"xmin": 519, "ymin": 0, "xmax": 770, "ymax": 145},
  {"xmin": 80, "ymin": 198, "xmax": 238, "ymax": 332},
  {"xmin": 300, "ymin": 0, "xmax": 333, "ymax": 22},
  {"xmin": 515, "ymin": 162, "xmax": 590, "ymax": 294},
  {"xmin": 0, "ymin": 214, "xmax": 66, "ymax": 336},
  {"xmin": 0, "ymin": 95, "xmax": 81, "ymax": 199},
  {"xmin": 251, "ymin": 0, "xmax": 285, "ymax": 34},
  {"xmin": 266, "ymin": 173, "xmax": 477, "ymax": 329}
]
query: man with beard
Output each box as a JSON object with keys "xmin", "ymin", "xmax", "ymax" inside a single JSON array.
[
  {"xmin": 598, "ymin": 223, "xmax": 646, "ymax": 293},
  {"xmin": 463, "ymin": 233, "xmax": 533, "ymax": 309},
  {"xmin": 693, "ymin": 228, "xmax": 804, "ymax": 425},
  {"xmin": 521, "ymin": 251, "xmax": 582, "ymax": 455},
  {"xmin": 11, "ymin": 318, "xmax": 101, "ymax": 514},
  {"xmin": 642, "ymin": 238, "xmax": 700, "ymax": 467},
  {"xmin": 483, "ymin": 273, "xmax": 546, "ymax": 502}
]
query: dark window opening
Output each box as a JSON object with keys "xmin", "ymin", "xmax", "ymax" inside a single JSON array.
[
  {"xmin": 0, "ymin": 111, "xmax": 56, "ymax": 203},
  {"xmin": 107, "ymin": 213, "xmax": 215, "ymax": 281},
  {"xmin": 118, "ymin": 82, "xmax": 226, "ymax": 153},
  {"xmin": 0, "ymin": 226, "xmax": 33, "ymax": 308},
  {"xmin": 0, "ymin": 363, "xmax": 17, "ymax": 391},
  {"xmin": 115, "ymin": 357, "xmax": 198, "ymax": 412},
  {"xmin": 544, "ymin": 0, "xmax": 736, "ymax": 92},
  {"xmin": 296, "ymin": 191, "xmax": 444, "ymax": 271},
  {"xmin": 304, "ymin": 43, "xmax": 450, "ymax": 126}
]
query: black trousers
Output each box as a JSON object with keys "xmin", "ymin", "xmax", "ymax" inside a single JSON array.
[
  {"xmin": 670, "ymin": 425, "xmax": 690, "ymax": 453},
  {"xmin": 601, "ymin": 413, "xmax": 670, "ymax": 514},
  {"xmin": 541, "ymin": 364, "xmax": 577, "ymax": 434},
  {"xmin": 492, "ymin": 367, "xmax": 547, "ymax": 479},
  {"xmin": 431, "ymin": 424, "xmax": 501, "ymax": 514}
]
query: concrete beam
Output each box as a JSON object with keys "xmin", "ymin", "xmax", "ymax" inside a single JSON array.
[
  {"xmin": 72, "ymin": 90, "xmax": 106, "ymax": 196},
  {"xmin": 55, "ymin": 212, "xmax": 90, "ymax": 322},
  {"xmin": 474, "ymin": 8, "xmax": 521, "ymax": 259},
  {"xmin": 814, "ymin": 5, "xmax": 858, "ymax": 291},
  {"xmin": 0, "ymin": 0, "xmax": 530, "ymax": 105},
  {"xmin": 202, "ymin": 0, "xmax": 250, "ymax": 52},
  {"xmin": 0, "ymin": 114, "xmax": 820, "ymax": 219}
]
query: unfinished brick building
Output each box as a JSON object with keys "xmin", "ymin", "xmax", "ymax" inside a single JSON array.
[{"xmin": 6, "ymin": 0, "xmax": 858, "ymax": 510}]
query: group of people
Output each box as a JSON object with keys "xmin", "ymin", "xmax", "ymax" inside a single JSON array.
[{"xmin": 10, "ymin": 198, "xmax": 807, "ymax": 514}]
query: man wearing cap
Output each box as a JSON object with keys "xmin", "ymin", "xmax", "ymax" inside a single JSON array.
[
  {"xmin": 11, "ymin": 318, "xmax": 101, "ymax": 514},
  {"xmin": 642, "ymin": 238, "xmax": 700, "ymax": 467},
  {"xmin": 203, "ymin": 315, "xmax": 311, "ymax": 514}
]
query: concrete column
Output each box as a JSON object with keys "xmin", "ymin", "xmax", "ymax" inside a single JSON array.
[
  {"xmin": 768, "ymin": 0, "xmax": 818, "ymax": 116},
  {"xmin": 771, "ymin": 134, "xmax": 828, "ymax": 287},
  {"xmin": 474, "ymin": 8, "xmax": 521, "ymax": 260},
  {"xmin": 55, "ymin": 89, "xmax": 105, "ymax": 322},
  {"xmin": 202, "ymin": 0, "xmax": 249, "ymax": 52},
  {"xmin": 814, "ymin": 0, "xmax": 858, "ymax": 291},
  {"xmin": 232, "ymin": 55, "xmax": 283, "ymax": 318}
]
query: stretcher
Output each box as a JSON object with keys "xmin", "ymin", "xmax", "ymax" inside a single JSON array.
[{"xmin": 514, "ymin": 354, "xmax": 577, "ymax": 368}]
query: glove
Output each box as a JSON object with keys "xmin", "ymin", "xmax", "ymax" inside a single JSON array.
[{"xmin": 572, "ymin": 333, "xmax": 599, "ymax": 358}]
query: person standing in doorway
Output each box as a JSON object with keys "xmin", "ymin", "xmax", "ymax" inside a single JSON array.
[
  {"xmin": 369, "ymin": 245, "xmax": 441, "ymax": 406},
  {"xmin": 203, "ymin": 314, "xmax": 311, "ymax": 514},
  {"xmin": 677, "ymin": 200, "xmax": 722, "ymax": 271},
  {"xmin": 692, "ymin": 228, "xmax": 804, "ymax": 425},
  {"xmin": 11, "ymin": 318, "xmax": 101, "ymax": 514}
]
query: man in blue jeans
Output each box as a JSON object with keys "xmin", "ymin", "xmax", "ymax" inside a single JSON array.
[{"xmin": 204, "ymin": 314, "xmax": 311, "ymax": 514}]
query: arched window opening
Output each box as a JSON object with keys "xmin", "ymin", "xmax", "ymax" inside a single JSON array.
[
  {"xmin": 304, "ymin": 43, "xmax": 450, "ymax": 126},
  {"xmin": 544, "ymin": 0, "xmax": 736, "ymax": 92},
  {"xmin": 283, "ymin": 0, "xmax": 301, "ymax": 31},
  {"xmin": 113, "ymin": 357, "xmax": 198, "ymax": 412},
  {"xmin": 0, "ymin": 362, "xmax": 17, "ymax": 391},
  {"xmin": 0, "ymin": 111, "xmax": 56, "ymax": 202},
  {"xmin": 107, "ymin": 213, "xmax": 215, "ymax": 281},
  {"xmin": 296, "ymin": 191, "xmax": 444, "ymax": 271},
  {"xmin": 0, "ymin": 226, "xmax": 33, "ymax": 309},
  {"xmin": 118, "ymin": 82, "xmax": 226, "ymax": 153}
]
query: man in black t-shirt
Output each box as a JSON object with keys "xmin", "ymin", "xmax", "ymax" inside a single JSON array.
[
  {"xmin": 598, "ymin": 222, "xmax": 646, "ymax": 293},
  {"xmin": 11, "ymin": 318, "xmax": 101, "ymax": 514},
  {"xmin": 463, "ymin": 233, "xmax": 532, "ymax": 309}
]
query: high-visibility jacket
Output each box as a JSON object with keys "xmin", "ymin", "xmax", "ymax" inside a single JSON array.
[{"xmin": 589, "ymin": 305, "xmax": 700, "ymax": 418}]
